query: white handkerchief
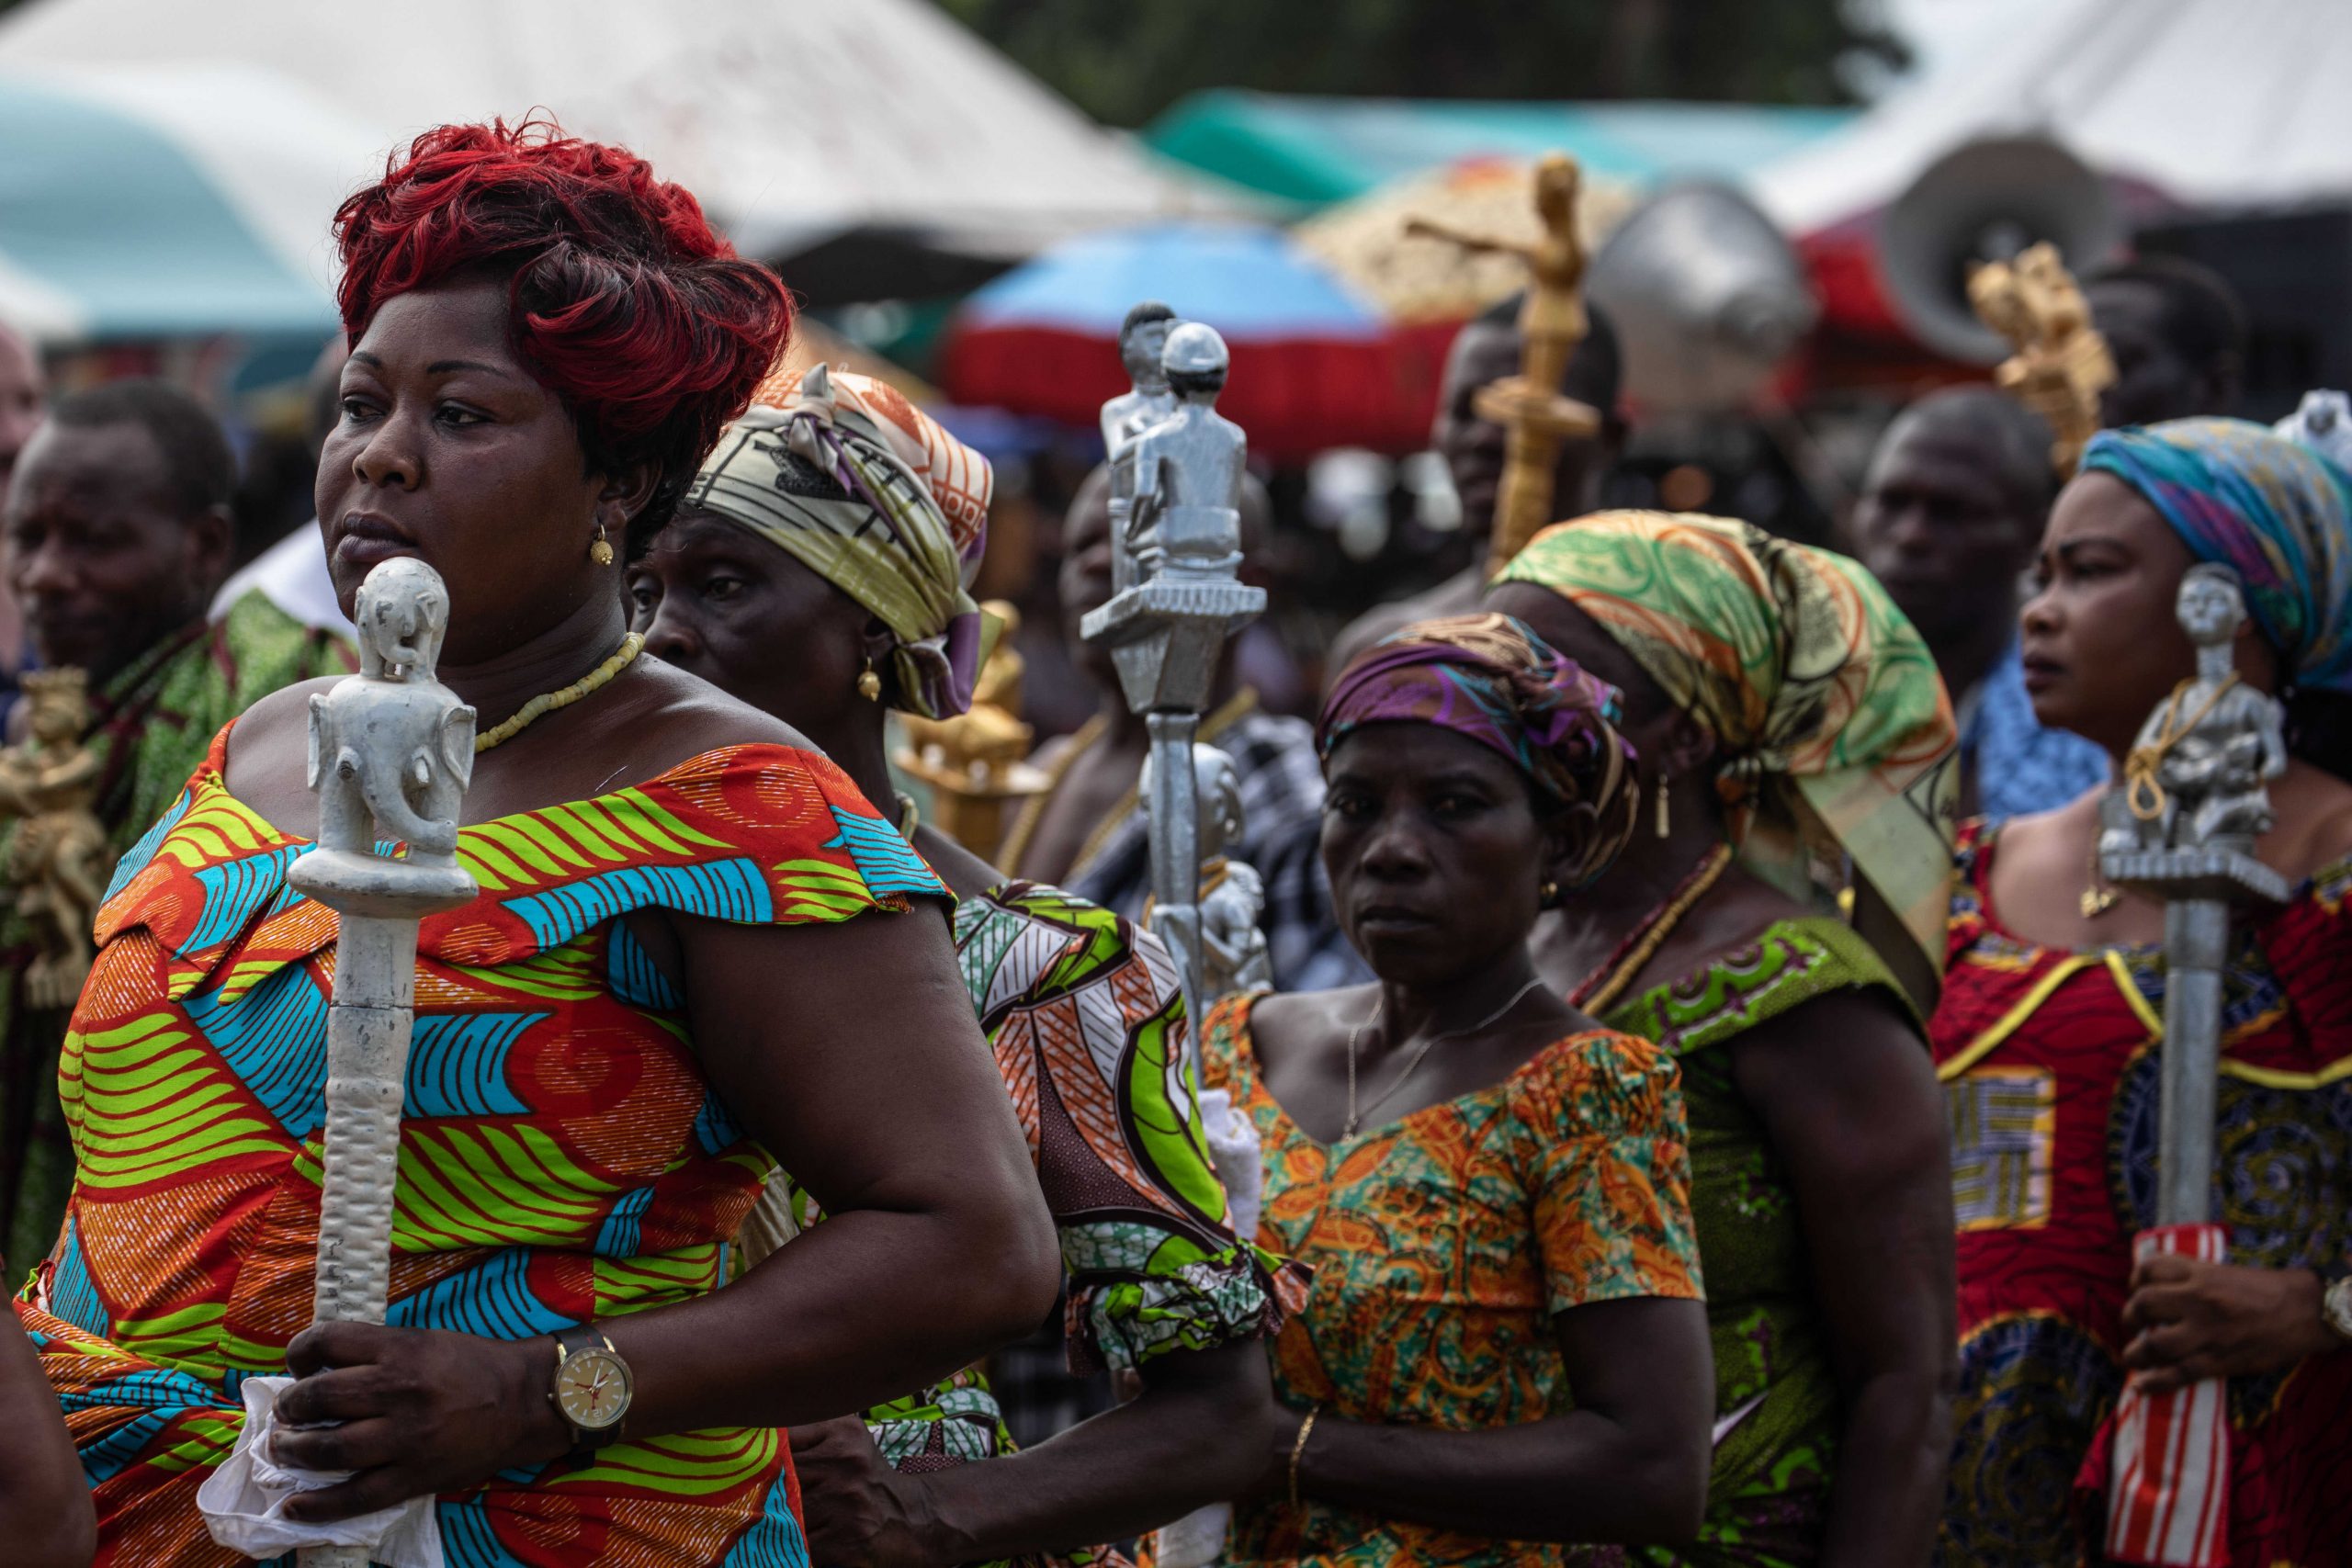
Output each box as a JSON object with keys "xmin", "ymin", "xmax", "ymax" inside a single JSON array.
[{"xmin": 195, "ymin": 1375, "xmax": 445, "ymax": 1568}]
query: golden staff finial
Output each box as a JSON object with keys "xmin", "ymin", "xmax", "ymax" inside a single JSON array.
[
  {"xmin": 893, "ymin": 602, "xmax": 1051, "ymax": 854},
  {"xmin": 1968, "ymin": 242, "xmax": 2116, "ymax": 477},
  {"xmin": 1407, "ymin": 152, "xmax": 1602, "ymax": 576}
]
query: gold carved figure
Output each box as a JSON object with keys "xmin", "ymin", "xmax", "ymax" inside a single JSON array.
[
  {"xmin": 1968, "ymin": 241, "xmax": 2117, "ymax": 477},
  {"xmin": 895, "ymin": 601, "xmax": 1051, "ymax": 853},
  {"xmin": 1408, "ymin": 152, "xmax": 1603, "ymax": 575},
  {"xmin": 0, "ymin": 670, "xmax": 112, "ymax": 1010}
]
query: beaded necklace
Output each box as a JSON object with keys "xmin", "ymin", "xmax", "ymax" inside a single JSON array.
[
  {"xmin": 474, "ymin": 633, "xmax": 645, "ymax": 753},
  {"xmin": 1567, "ymin": 843, "xmax": 1736, "ymax": 1015}
]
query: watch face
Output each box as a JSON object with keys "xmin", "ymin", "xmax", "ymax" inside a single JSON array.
[
  {"xmin": 2328, "ymin": 1280, "xmax": 2352, "ymax": 1340},
  {"xmin": 555, "ymin": 1348, "xmax": 631, "ymax": 1431}
]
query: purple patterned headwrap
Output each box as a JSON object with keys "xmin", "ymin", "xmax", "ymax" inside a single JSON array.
[
  {"xmin": 2082, "ymin": 418, "xmax": 2352, "ymax": 695},
  {"xmin": 1317, "ymin": 612, "xmax": 1641, "ymax": 889}
]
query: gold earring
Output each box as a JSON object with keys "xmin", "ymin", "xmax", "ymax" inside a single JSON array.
[
  {"xmin": 589, "ymin": 520, "xmax": 615, "ymax": 567},
  {"xmin": 1539, "ymin": 880, "xmax": 1559, "ymax": 908},
  {"xmin": 1655, "ymin": 770, "xmax": 1671, "ymax": 840},
  {"xmin": 857, "ymin": 658, "xmax": 883, "ymax": 702}
]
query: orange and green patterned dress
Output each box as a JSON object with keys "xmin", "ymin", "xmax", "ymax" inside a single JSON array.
[
  {"xmin": 1198, "ymin": 992, "xmax": 1704, "ymax": 1567},
  {"xmin": 21, "ymin": 728, "xmax": 950, "ymax": 1566}
]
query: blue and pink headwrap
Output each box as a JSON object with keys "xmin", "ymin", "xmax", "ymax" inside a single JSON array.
[
  {"xmin": 1317, "ymin": 612, "xmax": 1641, "ymax": 888},
  {"xmin": 2083, "ymin": 417, "xmax": 2352, "ymax": 695}
]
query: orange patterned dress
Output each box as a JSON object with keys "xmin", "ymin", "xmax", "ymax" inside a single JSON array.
[
  {"xmin": 1199, "ymin": 993, "xmax": 1704, "ymax": 1567},
  {"xmin": 23, "ymin": 728, "xmax": 949, "ymax": 1566}
]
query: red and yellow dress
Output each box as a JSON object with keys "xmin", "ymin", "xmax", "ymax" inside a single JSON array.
[
  {"xmin": 1934, "ymin": 820, "xmax": 2352, "ymax": 1567},
  {"xmin": 1198, "ymin": 992, "xmax": 1703, "ymax": 1568},
  {"xmin": 21, "ymin": 729, "xmax": 949, "ymax": 1566}
]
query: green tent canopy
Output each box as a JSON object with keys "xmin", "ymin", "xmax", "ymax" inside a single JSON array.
[{"xmin": 1143, "ymin": 89, "xmax": 1856, "ymax": 209}]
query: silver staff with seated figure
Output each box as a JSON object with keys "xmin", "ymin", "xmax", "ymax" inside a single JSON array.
[
  {"xmin": 2095, "ymin": 562, "xmax": 2291, "ymax": 1568},
  {"xmin": 1081, "ymin": 320, "xmax": 1265, "ymax": 1068},
  {"xmin": 1081, "ymin": 318, "xmax": 1268, "ymax": 1568},
  {"xmin": 284, "ymin": 558, "xmax": 480, "ymax": 1568}
]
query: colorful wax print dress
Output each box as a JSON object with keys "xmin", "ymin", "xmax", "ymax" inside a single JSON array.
[
  {"xmin": 0, "ymin": 592, "xmax": 355, "ymax": 1269},
  {"xmin": 1599, "ymin": 915, "xmax": 1917, "ymax": 1567},
  {"xmin": 757, "ymin": 881, "xmax": 1308, "ymax": 1568},
  {"xmin": 22, "ymin": 728, "xmax": 946, "ymax": 1567},
  {"xmin": 1933, "ymin": 821, "xmax": 2352, "ymax": 1567},
  {"xmin": 1198, "ymin": 992, "xmax": 1703, "ymax": 1567}
]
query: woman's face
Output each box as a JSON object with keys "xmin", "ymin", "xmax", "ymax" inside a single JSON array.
[
  {"xmin": 319, "ymin": 277, "xmax": 629, "ymax": 664},
  {"xmin": 1322, "ymin": 723, "xmax": 1560, "ymax": 987},
  {"xmin": 2018, "ymin": 471, "xmax": 2204, "ymax": 751},
  {"xmin": 630, "ymin": 510, "xmax": 874, "ymax": 730}
]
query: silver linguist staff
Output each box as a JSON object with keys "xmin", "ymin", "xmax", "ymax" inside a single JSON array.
[
  {"xmin": 1081, "ymin": 319, "xmax": 1263, "ymax": 1072},
  {"xmin": 1081, "ymin": 315, "xmax": 1265, "ymax": 1568},
  {"xmin": 2094, "ymin": 562, "xmax": 2290, "ymax": 1567},
  {"xmin": 284, "ymin": 558, "xmax": 481, "ymax": 1568}
]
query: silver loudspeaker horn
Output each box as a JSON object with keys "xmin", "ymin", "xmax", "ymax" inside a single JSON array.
[
  {"xmin": 1881, "ymin": 135, "xmax": 2122, "ymax": 364},
  {"xmin": 1586, "ymin": 181, "xmax": 1817, "ymax": 415}
]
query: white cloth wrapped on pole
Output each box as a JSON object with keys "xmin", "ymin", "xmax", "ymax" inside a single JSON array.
[{"xmin": 196, "ymin": 1376, "xmax": 445, "ymax": 1568}]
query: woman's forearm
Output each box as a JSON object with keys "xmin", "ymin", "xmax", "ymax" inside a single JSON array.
[
  {"xmin": 1297, "ymin": 1410, "xmax": 1704, "ymax": 1546},
  {"xmin": 1816, "ymin": 1369, "xmax": 1955, "ymax": 1568},
  {"xmin": 911, "ymin": 1343, "xmax": 1274, "ymax": 1563},
  {"xmin": 604, "ymin": 1204, "xmax": 1057, "ymax": 1439},
  {"xmin": 0, "ymin": 1305, "xmax": 94, "ymax": 1568}
]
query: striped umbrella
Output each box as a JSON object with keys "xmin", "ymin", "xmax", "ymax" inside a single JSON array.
[
  {"xmin": 0, "ymin": 64, "xmax": 384, "ymax": 342},
  {"xmin": 937, "ymin": 220, "xmax": 1431, "ymax": 459}
]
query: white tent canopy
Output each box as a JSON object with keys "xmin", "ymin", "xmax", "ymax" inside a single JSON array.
[
  {"xmin": 0, "ymin": 0, "xmax": 1214, "ymax": 261},
  {"xmin": 1753, "ymin": 0, "xmax": 2352, "ymax": 232}
]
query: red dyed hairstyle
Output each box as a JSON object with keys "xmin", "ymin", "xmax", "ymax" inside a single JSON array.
[{"xmin": 334, "ymin": 118, "xmax": 792, "ymax": 537}]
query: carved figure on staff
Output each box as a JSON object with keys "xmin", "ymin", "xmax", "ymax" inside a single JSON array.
[
  {"xmin": 302, "ymin": 556, "xmax": 476, "ymax": 886},
  {"xmin": 2098, "ymin": 563, "xmax": 2289, "ymax": 864},
  {"xmin": 1125, "ymin": 322, "xmax": 1248, "ymax": 586},
  {"xmin": 1407, "ymin": 152, "xmax": 1601, "ymax": 573},
  {"xmin": 1139, "ymin": 741, "xmax": 1272, "ymax": 1000},
  {"xmin": 0, "ymin": 671, "xmax": 107, "ymax": 1011},
  {"xmin": 1102, "ymin": 300, "xmax": 1181, "ymax": 596}
]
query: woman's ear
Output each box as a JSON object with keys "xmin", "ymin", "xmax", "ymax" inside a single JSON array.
[
  {"xmin": 1661, "ymin": 710, "xmax": 1719, "ymax": 778},
  {"xmin": 599, "ymin": 460, "xmax": 663, "ymax": 531},
  {"xmin": 1537, "ymin": 800, "xmax": 1586, "ymax": 908},
  {"xmin": 858, "ymin": 615, "xmax": 896, "ymax": 667}
]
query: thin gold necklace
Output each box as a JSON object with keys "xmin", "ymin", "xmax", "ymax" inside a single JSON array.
[
  {"xmin": 1342, "ymin": 975, "xmax": 1548, "ymax": 1140},
  {"xmin": 475, "ymin": 634, "xmax": 645, "ymax": 753}
]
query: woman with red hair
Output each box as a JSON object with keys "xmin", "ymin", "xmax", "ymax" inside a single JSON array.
[{"xmin": 17, "ymin": 120, "xmax": 1059, "ymax": 1566}]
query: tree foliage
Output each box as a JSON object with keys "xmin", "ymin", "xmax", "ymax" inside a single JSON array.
[{"xmin": 938, "ymin": 0, "xmax": 1906, "ymax": 128}]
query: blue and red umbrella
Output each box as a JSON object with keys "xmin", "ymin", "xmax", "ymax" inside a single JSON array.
[{"xmin": 937, "ymin": 221, "xmax": 1435, "ymax": 460}]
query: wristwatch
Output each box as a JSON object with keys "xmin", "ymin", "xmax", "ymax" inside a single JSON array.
[
  {"xmin": 2324, "ymin": 1277, "xmax": 2352, "ymax": 1345},
  {"xmin": 549, "ymin": 1325, "xmax": 633, "ymax": 1451}
]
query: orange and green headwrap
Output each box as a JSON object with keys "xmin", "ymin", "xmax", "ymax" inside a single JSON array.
[
  {"xmin": 685, "ymin": 365, "xmax": 994, "ymax": 719},
  {"xmin": 1498, "ymin": 511, "xmax": 1958, "ymax": 1010}
]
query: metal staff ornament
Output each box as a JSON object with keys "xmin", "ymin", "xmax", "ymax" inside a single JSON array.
[
  {"xmin": 2094, "ymin": 563, "xmax": 2289, "ymax": 1568},
  {"xmin": 1081, "ymin": 319, "xmax": 1265, "ymax": 1070},
  {"xmin": 284, "ymin": 557, "xmax": 479, "ymax": 1568},
  {"xmin": 1084, "ymin": 313, "xmax": 1269, "ymax": 1568}
]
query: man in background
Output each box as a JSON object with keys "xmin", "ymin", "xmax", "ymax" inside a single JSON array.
[
  {"xmin": 1325, "ymin": 291, "xmax": 1623, "ymax": 673},
  {"xmin": 0, "ymin": 321, "xmax": 46, "ymax": 709},
  {"xmin": 210, "ymin": 335, "xmax": 349, "ymax": 632},
  {"xmin": 0, "ymin": 379, "xmax": 353, "ymax": 1265},
  {"xmin": 1855, "ymin": 386, "xmax": 2109, "ymax": 819},
  {"xmin": 2085, "ymin": 255, "xmax": 2246, "ymax": 428},
  {"xmin": 1003, "ymin": 467, "xmax": 1365, "ymax": 993}
]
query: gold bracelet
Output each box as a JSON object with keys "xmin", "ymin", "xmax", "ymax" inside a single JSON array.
[{"xmin": 1288, "ymin": 1404, "xmax": 1322, "ymax": 1512}]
